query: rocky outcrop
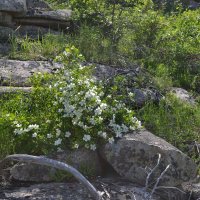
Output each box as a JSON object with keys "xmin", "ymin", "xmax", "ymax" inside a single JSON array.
[
  {"xmin": 100, "ymin": 130, "xmax": 197, "ymax": 188},
  {"xmin": 0, "ymin": 59, "xmax": 61, "ymax": 86},
  {"xmin": 94, "ymin": 64, "xmax": 162, "ymax": 107},
  {"xmin": 169, "ymin": 87, "xmax": 196, "ymax": 105},
  {"xmin": 14, "ymin": 9, "xmax": 72, "ymax": 30},
  {"xmin": 0, "ymin": 0, "xmax": 27, "ymax": 15},
  {"xmin": 0, "ymin": 0, "xmax": 72, "ymax": 40},
  {"xmin": 0, "ymin": 177, "xmax": 161, "ymax": 200},
  {"xmin": 0, "ymin": 60, "xmax": 161, "ymax": 107},
  {"xmin": 182, "ymin": 181, "xmax": 200, "ymax": 200},
  {"xmin": 8, "ymin": 149, "xmax": 102, "ymax": 182},
  {"xmin": 0, "ymin": 26, "xmax": 13, "ymax": 41}
]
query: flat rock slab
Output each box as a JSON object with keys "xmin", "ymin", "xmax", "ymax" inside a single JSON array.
[
  {"xmin": 0, "ymin": 59, "xmax": 62, "ymax": 86},
  {"xmin": 15, "ymin": 10, "xmax": 72, "ymax": 30},
  {"xmin": 101, "ymin": 130, "xmax": 197, "ymax": 187},
  {"xmin": 25, "ymin": 9, "xmax": 72, "ymax": 21},
  {"xmin": 26, "ymin": 0, "xmax": 51, "ymax": 10},
  {"xmin": 0, "ymin": 0, "xmax": 27, "ymax": 15},
  {"xmin": 0, "ymin": 177, "xmax": 161, "ymax": 200}
]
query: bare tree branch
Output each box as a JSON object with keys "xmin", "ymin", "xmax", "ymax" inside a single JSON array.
[
  {"xmin": 149, "ymin": 164, "xmax": 171, "ymax": 200},
  {"xmin": 145, "ymin": 153, "xmax": 161, "ymax": 191},
  {"xmin": 1, "ymin": 154, "xmax": 103, "ymax": 200}
]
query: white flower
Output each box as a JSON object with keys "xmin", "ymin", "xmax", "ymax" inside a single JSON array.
[
  {"xmin": 65, "ymin": 131, "xmax": 71, "ymax": 137},
  {"xmin": 28, "ymin": 124, "xmax": 39, "ymax": 130},
  {"xmin": 16, "ymin": 124, "xmax": 22, "ymax": 128},
  {"xmin": 108, "ymin": 137, "xmax": 114, "ymax": 144},
  {"xmin": 53, "ymin": 101, "xmax": 58, "ymax": 106},
  {"xmin": 54, "ymin": 138, "xmax": 62, "ymax": 146},
  {"xmin": 14, "ymin": 128, "xmax": 24, "ymax": 135},
  {"xmin": 32, "ymin": 132, "xmax": 37, "ymax": 138},
  {"xmin": 83, "ymin": 134, "xmax": 91, "ymax": 142},
  {"xmin": 97, "ymin": 131, "xmax": 102, "ymax": 136},
  {"xmin": 98, "ymin": 116, "xmax": 103, "ymax": 122},
  {"xmin": 58, "ymin": 109, "xmax": 63, "ymax": 113},
  {"xmin": 128, "ymin": 92, "xmax": 134, "ymax": 97},
  {"xmin": 79, "ymin": 100, "xmax": 85, "ymax": 106},
  {"xmin": 130, "ymin": 126, "xmax": 136, "ymax": 131},
  {"xmin": 101, "ymin": 132, "xmax": 107, "ymax": 139},
  {"xmin": 122, "ymin": 124, "xmax": 129, "ymax": 133},
  {"xmin": 56, "ymin": 129, "xmax": 61, "ymax": 137},
  {"xmin": 96, "ymin": 98, "xmax": 101, "ymax": 104},
  {"xmin": 94, "ymin": 107, "xmax": 102, "ymax": 115},
  {"xmin": 47, "ymin": 133, "xmax": 52, "ymax": 138},
  {"xmin": 74, "ymin": 143, "xmax": 79, "ymax": 149},
  {"xmin": 97, "ymin": 131, "xmax": 107, "ymax": 139},
  {"xmin": 100, "ymin": 103, "xmax": 107, "ymax": 110},
  {"xmin": 115, "ymin": 131, "xmax": 122, "ymax": 138},
  {"xmin": 85, "ymin": 89, "xmax": 96, "ymax": 99},
  {"xmin": 90, "ymin": 144, "xmax": 96, "ymax": 151},
  {"xmin": 136, "ymin": 120, "xmax": 142, "ymax": 128},
  {"xmin": 90, "ymin": 117, "xmax": 96, "ymax": 125}
]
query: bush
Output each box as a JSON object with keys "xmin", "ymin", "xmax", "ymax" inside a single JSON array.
[
  {"xmin": 138, "ymin": 94, "xmax": 200, "ymax": 158},
  {"xmin": 0, "ymin": 46, "xmax": 141, "ymax": 157}
]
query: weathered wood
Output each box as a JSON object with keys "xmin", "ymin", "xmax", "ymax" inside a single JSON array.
[{"xmin": 1, "ymin": 154, "xmax": 103, "ymax": 200}]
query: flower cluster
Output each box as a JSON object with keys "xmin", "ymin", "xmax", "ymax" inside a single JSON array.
[
  {"xmin": 13, "ymin": 121, "xmax": 39, "ymax": 138},
  {"xmin": 13, "ymin": 46, "xmax": 142, "ymax": 152}
]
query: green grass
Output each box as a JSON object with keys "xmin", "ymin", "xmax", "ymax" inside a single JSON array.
[
  {"xmin": 138, "ymin": 94, "xmax": 200, "ymax": 162},
  {"xmin": 10, "ymin": 34, "xmax": 69, "ymax": 61}
]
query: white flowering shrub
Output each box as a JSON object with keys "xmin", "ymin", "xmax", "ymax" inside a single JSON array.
[{"xmin": 12, "ymin": 46, "xmax": 141, "ymax": 153}]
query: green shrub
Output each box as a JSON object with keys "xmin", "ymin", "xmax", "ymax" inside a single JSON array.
[
  {"xmin": 10, "ymin": 34, "xmax": 68, "ymax": 60},
  {"xmin": 0, "ymin": 46, "xmax": 141, "ymax": 157},
  {"xmin": 138, "ymin": 94, "xmax": 200, "ymax": 155}
]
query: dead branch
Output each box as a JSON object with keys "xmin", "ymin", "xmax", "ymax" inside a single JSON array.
[
  {"xmin": 145, "ymin": 153, "xmax": 161, "ymax": 191},
  {"xmin": 1, "ymin": 154, "xmax": 103, "ymax": 200},
  {"xmin": 148, "ymin": 164, "xmax": 171, "ymax": 200}
]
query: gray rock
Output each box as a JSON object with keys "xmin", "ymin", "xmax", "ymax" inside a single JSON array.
[
  {"xmin": 9, "ymin": 149, "xmax": 102, "ymax": 182},
  {"xmin": 170, "ymin": 87, "xmax": 196, "ymax": 105},
  {"xmin": 15, "ymin": 9, "xmax": 72, "ymax": 30},
  {"xmin": 0, "ymin": 0, "xmax": 27, "ymax": 15},
  {"xmin": 0, "ymin": 26, "xmax": 13, "ymax": 41},
  {"xmin": 26, "ymin": 9, "xmax": 72, "ymax": 21},
  {"xmin": 93, "ymin": 63, "xmax": 161, "ymax": 107},
  {"xmin": 0, "ymin": 12, "xmax": 13, "ymax": 26},
  {"xmin": 1, "ymin": 177, "xmax": 161, "ymax": 200},
  {"xmin": 100, "ymin": 129, "xmax": 197, "ymax": 187},
  {"xmin": 52, "ymin": 148, "xmax": 102, "ymax": 176},
  {"xmin": 182, "ymin": 181, "xmax": 200, "ymax": 200},
  {"xmin": 0, "ymin": 43, "xmax": 11, "ymax": 56},
  {"xmin": 0, "ymin": 59, "xmax": 62, "ymax": 86},
  {"xmin": 10, "ymin": 163, "xmax": 57, "ymax": 182},
  {"xmin": 26, "ymin": 0, "xmax": 51, "ymax": 10},
  {"xmin": 189, "ymin": 0, "xmax": 200, "ymax": 9}
]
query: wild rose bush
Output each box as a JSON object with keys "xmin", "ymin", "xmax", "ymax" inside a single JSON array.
[{"xmin": 12, "ymin": 46, "xmax": 141, "ymax": 153}]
